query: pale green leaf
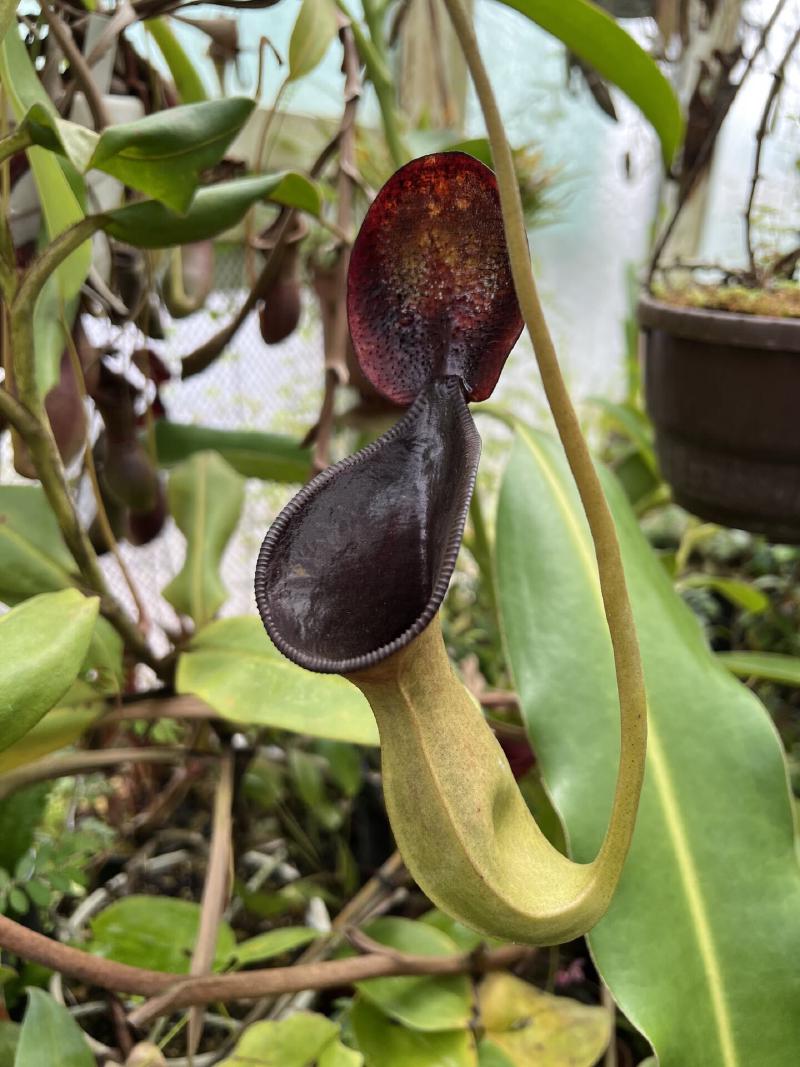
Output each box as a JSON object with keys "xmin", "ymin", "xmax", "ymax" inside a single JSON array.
[
  {"xmin": 478, "ymin": 973, "xmax": 611, "ymax": 1066},
  {"xmin": 218, "ymin": 1012, "xmax": 339, "ymax": 1066},
  {"xmin": 355, "ymin": 917, "xmax": 471, "ymax": 1032},
  {"xmin": 176, "ymin": 616, "xmax": 378, "ymax": 745},
  {"xmin": 496, "ymin": 426, "xmax": 800, "ymax": 1066},
  {"xmin": 0, "ymin": 486, "xmax": 77, "ymax": 605},
  {"xmin": 229, "ymin": 926, "xmax": 320, "ymax": 968},
  {"xmin": 14, "ymin": 989, "xmax": 92, "ymax": 1067},
  {"xmin": 679, "ymin": 574, "xmax": 769, "ymax": 615},
  {"xmin": 496, "ymin": 0, "xmax": 683, "ymax": 164},
  {"xmin": 163, "ymin": 451, "xmax": 245, "ymax": 627},
  {"xmin": 350, "ymin": 997, "xmax": 477, "ymax": 1067},
  {"xmin": 319, "ymin": 1041, "xmax": 364, "ymax": 1067},
  {"xmin": 88, "ymin": 896, "xmax": 236, "ymax": 974},
  {"xmin": 0, "ymin": 590, "xmax": 98, "ymax": 753},
  {"xmin": 0, "ymin": 706, "xmax": 100, "ymax": 775},
  {"xmin": 288, "ymin": 0, "xmax": 338, "ymax": 82},
  {"xmin": 145, "ymin": 17, "xmax": 208, "ymax": 103},
  {"xmin": 0, "ymin": 28, "xmax": 90, "ymax": 394},
  {"xmin": 717, "ymin": 651, "xmax": 800, "ymax": 688}
]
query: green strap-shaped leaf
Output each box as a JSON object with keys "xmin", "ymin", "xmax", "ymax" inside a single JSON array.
[
  {"xmin": 0, "ymin": 590, "xmax": 98, "ymax": 753},
  {"xmin": 14, "ymin": 990, "xmax": 93, "ymax": 1067},
  {"xmin": 103, "ymin": 172, "xmax": 321, "ymax": 248},
  {"xmin": 155, "ymin": 421, "xmax": 311, "ymax": 483},
  {"xmin": 496, "ymin": 0, "xmax": 683, "ymax": 165},
  {"xmin": 0, "ymin": 485, "xmax": 77, "ymax": 605},
  {"xmin": 145, "ymin": 17, "xmax": 208, "ymax": 103},
  {"xmin": 717, "ymin": 651, "xmax": 800, "ymax": 688},
  {"xmin": 495, "ymin": 425, "xmax": 800, "ymax": 1067},
  {"xmin": 0, "ymin": 27, "xmax": 90, "ymax": 394},
  {"xmin": 176, "ymin": 617, "xmax": 378, "ymax": 745},
  {"xmin": 350, "ymin": 998, "xmax": 476, "ymax": 1067},
  {"xmin": 163, "ymin": 451, "xmax": 244, "ymax": 627}
]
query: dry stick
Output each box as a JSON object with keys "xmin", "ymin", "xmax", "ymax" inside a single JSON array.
[
  {"xmin": 0, "ymin": 747, "xmax": 195, "ymax": 803},
  {"xmin": 180, "ymin": 123, "xmax": 347, "ymax": 380},
  {"xmin": 40, "ymin": 1, "xmax": 111, "ymax": 131},
  {"xmin": 7, "ymin": 218, "xmax": 163, "ymax": 675},
  {"xmin": 649, "ymin": 0, "xmax": 789, "ymax": 279},
  {"xmin": 62, "ymin": 317, "xmax": 151, "ymax": 633},
  {"xmin": 311, "ymin": 25, "xmax": 360, "ymax": 475},
  {"xmin": 441, "ymin": 0, "xmax": 647, "ymax": 878},
  {"xmin": 186, "ymin": 753, "xmax": 234, "ymax": 1057},
  {"xmin": 744, "ymin": 22, "xmax": 800, "ymax": 279}
]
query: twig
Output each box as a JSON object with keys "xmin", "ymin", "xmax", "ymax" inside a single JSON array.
[
  {"xmin": 62, "ymin": 315, "xmax": 151, "ymax": 633},
  {"xmin": 179, "ymin": 126, "xmax": 340, "ymax": 380},
  {"xmin": 649, "ymin": 0, "xmax": 789, "ymax": 278},
  {"xmin": 0, "ymin": 747, "xmax": 196, "ymax": 802},
  {"xmin": 744, "ymin": 22, "xmax": 800, "ymax": 278},
  {"xmin": 186, "ymin": 753, "xmax": 234, "ymax": 1057},
  {"xmin": 311, "ymin": 25, "xmax": 360, "ymax": 475},
  {"xmin": 40, "ymin": 1, "xmax": 111, "ymax": 131},
  {"xmin": 99, "ymin": 695, "xmax": 221, "ymax": 726}
]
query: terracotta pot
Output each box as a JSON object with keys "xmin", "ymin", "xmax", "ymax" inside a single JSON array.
[{"xmin": 638, "ymin": 293, "xmax": 800, "ymax": 543}]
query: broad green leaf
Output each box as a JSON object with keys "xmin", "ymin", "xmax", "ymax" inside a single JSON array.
[
  {"xmin": 355, "ymin": 917, "xmax": 471, "ymax": 1032},
  {"xmin": 350, "ymin": 997, "xmax": 477, "ymax": 1067},
  {"xmin": 319, "ymin": 1041, "xmax": 363, "ymax": 1067},
  {"xmin": 228, "ymin": 926, "xmax": 320, "ymax": 968},
  {"xmin": 419, "ymin": 909, "xmax": 503, "ymax": 953},
  {"xmin": 477, "ymin": 1042, "xmax": 515, "ymax": 1067},
  {"xmin": 103, "ymin": 172, "xmax": 321, "ymax": 248},
  {"xmin": 177, "ymin": 616, "xmax": 378, "ymax": 745},
  {"xmin": 679, "ymin": 574, "xmax": 769, "ymax": 615},
  {"xmin": 0, "ymin": 1020, "xmax": 18, "ymax": 1067},
  {"xmin": 88, "ymin": 98, "xmax": 256, "ymax": 213},
  {"xmin": 155, "ymin": 421, "xmax": 310, "ymax": 483},
  {"xmin": 288, "ymin": 0, "xmax": 338, "ymax": 82},
  {"xmin": 88, "ymin": 896, "xmax": 235, "ymax": 973},
  {"xmin": 717, "ymin": 651, "xmax": 800, "ymax": 687},
  {"xmin": 0, "ymin": 486, "xmax": 77, "ymax": 605},
  {"xmin": 477, "ymin": 973, "xmax": 611, "ymax": 1066},
  {"xmin": 0, "ymin": 28, "xmax": 90, "ymax": 394},
  {"xmin": 496, "ymin": 0, "xmax": 683, "ymax": 165},
  {"xmin": 0, "ymin": 590, "xmax": 98, "ymax": 753},
  {"xmin": 163, "ymin": 451, "xmax": 245, "ymax": 627},
  {"xmin": 495, "ymin": 426, "xmax": 800, "ymax": 1067},
  {"xmin": 0, "ymin": 707, "xmax": 99, "ymax": 775},
  {"xmin": 145, "ymin": 17, "xmax": 207, "ymax": 103},
  {"xmin": 14, "ymin": 989, "xmax": 92, "ymax": 1067},
  {"xmin": 82, "ymin": 615, "xmax": 124, "ymax": 692},
  {"xmin": 218, "ymin": 1012, "xmax": 339, "ymax": 1066},
  {"xmin": 0, "ymin": 783, "xmax": 49, "ymax": 871}
]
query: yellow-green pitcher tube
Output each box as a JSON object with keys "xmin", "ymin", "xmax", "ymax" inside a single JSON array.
[{"xmin": 349, "ymin": 615, "xmax": 646, "ymax": 946}]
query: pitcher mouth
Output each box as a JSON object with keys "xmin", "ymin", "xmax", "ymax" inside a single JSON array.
[{"xmin": 254, "ymin": 377, "xmax": 481, "ymax": 674}]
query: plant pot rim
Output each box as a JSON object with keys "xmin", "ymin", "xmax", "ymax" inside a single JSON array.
[{"xmin": 637, "ymin": 291, "xmax": 800, "ymax": 352}]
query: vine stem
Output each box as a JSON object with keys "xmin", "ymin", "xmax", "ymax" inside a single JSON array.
[{"xmin": 440, "ymin": 0, "xmax": 647, "ymax": 878}]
